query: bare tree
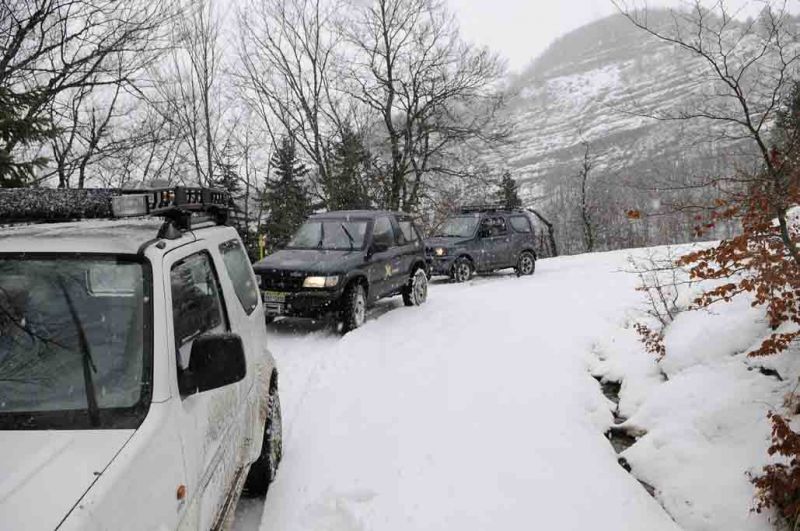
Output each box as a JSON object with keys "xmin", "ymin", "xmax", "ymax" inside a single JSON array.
[
  {"xmin": 344, "ymin": 0, "xmax": 507, "ymax": 211},
  {"xmin": 0, "ymin": 0, "xmax": 170, "ymax": 186},
  {"xmin": 578, "ymin": 141, "xmax": 596, "ymax": 252},
  {"xmin": 148, "ymin": 0, "xmax": 225, "ymax": 186},
  {"xmin": 236, "ymin": 0, "xmax": 342, "ymax": 204}
]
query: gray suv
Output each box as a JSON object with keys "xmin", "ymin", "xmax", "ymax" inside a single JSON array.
[{"xmin": 425, "ymin": 206, "xmax": 537, "ymax": 282}]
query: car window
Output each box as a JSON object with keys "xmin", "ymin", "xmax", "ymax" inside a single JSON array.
[
  {"xmin": 0, "ymin": 256, "xmax": 150, "ymax": 429},
  {"xmin": 171, "ymin": 252, "xmax": 227, "ymax": 369},
  {"xmin": 372, "ymin": 216, "xmax": 395, "ymax": 248},
  {"xmin": 509, "ymin": 216, "xmax": 532, "ymax": 233},
  {"xmin": 288, "ymin": 220, "xmax": 369, "ymax": 251},
  {"xmin": 480, "ymin": 216, "xmax": 507, "ymax": 237},
  {"xmin": 398, "ymin": 220, "xmax": 419, "ymax": 244},
  {"xmin": 220, "ymin": 239, "xmax": 260, "ymax": 315}
]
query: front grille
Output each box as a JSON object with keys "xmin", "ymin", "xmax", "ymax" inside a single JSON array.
[{"xmin": 260, "ymin": 270, "xmax": 306, "ymax": 292}]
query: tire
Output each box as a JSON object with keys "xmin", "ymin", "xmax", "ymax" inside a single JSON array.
[
  {"xmin": 402, "ymin": 268, "xmax": 429, "ymax": 306},
  {"xmin": 244, "ymin": 391, "xmax": 283, "ymax": 496},
  {"xmin": 341, "ymin": 282, "xmax": 367, "ymax": 333},
  {"xmin": 516, "ymin": 251, "xmax": 536, "ymax": 277},
  {"xmin": 450, "ymin": 257, "xmax": 472, "ymax": 283}
]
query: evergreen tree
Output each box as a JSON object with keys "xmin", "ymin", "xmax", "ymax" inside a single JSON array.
[
  {"xmin": 495, "ymin": 171, "xmax": 522, "ymax": 210},
  {"xmin": 0, "ymin": 88, "xmax": 53, "ymax": 187},
  {"xmin": 325, "ymin": 127, "xmax": 372, "ymax": 210},
  {"xmin": 264, "ymin": 136, "xmax": 311, "ymax": 250}
]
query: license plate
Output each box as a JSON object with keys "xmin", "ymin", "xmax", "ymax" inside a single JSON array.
[{"xmin": 263, "ymin": 291, "xmax": 287, "ymax": 303}]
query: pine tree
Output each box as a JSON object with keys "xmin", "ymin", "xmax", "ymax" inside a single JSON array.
[
  {"xmin": 0, "ymin": 88, "xmax": 53, "ymax": 187},
  {"xmin": 495, "ymin": 171, "xmax": 522, "ymax": 210},
  {"xmin": 325, "ymin": 127, "xmax": 372, "ymax": 210},
  {"xmin": 264, "ymin": 136, "xmax": 311, "ymax": 250}
]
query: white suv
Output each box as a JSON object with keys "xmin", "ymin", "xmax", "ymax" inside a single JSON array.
[{"xmin": 0, "ymin": 188, "xmax": 282, "ymax": 530}]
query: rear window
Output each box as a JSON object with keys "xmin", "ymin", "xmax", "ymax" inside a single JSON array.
[
  {"xmin": 220, "ymin": 240, "xmax": 260, "ymax": 315},
  {"xmin": 509, "ymin": 216, "xmax": 532, "ymax": 233}
]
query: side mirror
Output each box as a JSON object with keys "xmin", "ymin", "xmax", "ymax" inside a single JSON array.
[{"xmin": 179, "ymin": 333, "xmax": 247, "ymax": 396}]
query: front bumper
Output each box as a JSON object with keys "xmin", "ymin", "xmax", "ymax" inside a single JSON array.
[
  {"xmin": 427, "ymin": 255, "xmax": 456, "ymax": 276},
  {"xmin": 262, "ymin": 288, "xmax": 343, "ymax": 318}
]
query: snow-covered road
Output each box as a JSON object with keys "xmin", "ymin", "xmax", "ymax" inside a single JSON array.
[{"xmin": 236, "ymin": 251, "xmax": 680, "ymax": 531}]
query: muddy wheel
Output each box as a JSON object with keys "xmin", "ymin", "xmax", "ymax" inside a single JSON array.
[
  {"xmin": 450, "ymin": 257, "xmax": 472, "ymax": 283},
  {"xmin": 244, "ymin": 391, "xmax": 282, "ymax": 496},
  {"xmin": 516, "ymin": 251, "xmax": 536, "ymax": 277},
  {"xmin": 402, "ymin": 268, "xmax": 429, "ymax": 306},
  {"xmin": 341, "ymin": 282, "xmax": 367, "ymax": 333}
]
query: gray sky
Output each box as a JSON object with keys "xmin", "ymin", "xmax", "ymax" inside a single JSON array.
[{"xmin": 448, "ymin": 0, "xmax": 761, "ymax": 72}]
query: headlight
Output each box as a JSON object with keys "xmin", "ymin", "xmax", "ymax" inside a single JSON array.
[
  {"xmin": 303, "ymin": 275, "xmax": 340, "ymax": 288},
  {"xmin": 434, "ymin": 247, "xmax": 447, "ymax": 257}
]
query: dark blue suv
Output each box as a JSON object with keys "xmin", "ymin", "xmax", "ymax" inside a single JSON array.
[{"xmin": 425, "ymin": 206, "xmax": 537, "ymax": 282}]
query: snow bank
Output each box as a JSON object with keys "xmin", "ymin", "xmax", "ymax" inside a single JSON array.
[{"xmin": 592, "ymin": 245, "xmax": 800, "ymax": 531}]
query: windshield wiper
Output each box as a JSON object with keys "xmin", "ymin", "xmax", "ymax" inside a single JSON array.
[
  {"xmin": 59, "ymin": 281, "xmax": 101, "ymax": 428},
  {"xmin": 340, "ymin": 223, "xmax": 355, "ymax": 251}
]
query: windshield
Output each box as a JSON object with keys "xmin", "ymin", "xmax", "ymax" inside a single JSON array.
[
  {"xmin": 0, "ymin": 256, "xmax": 151, "ymax": 430},
  {"xmin": 287, "ymin": 220, "xmax": 369, "ymax": 251},
  {"xmin": 435, "ymin": 216, "xmax": 480, "ymax": 238}
]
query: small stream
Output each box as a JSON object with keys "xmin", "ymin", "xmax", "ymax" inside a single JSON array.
[{"xmin": 594, "ymin": 376, "xmax": 657, "ymax": 497}]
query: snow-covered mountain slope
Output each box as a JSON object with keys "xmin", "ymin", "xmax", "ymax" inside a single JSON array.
[{"xmin": 490, "ymin": 13, "xmax": 756, "ymax": 195}]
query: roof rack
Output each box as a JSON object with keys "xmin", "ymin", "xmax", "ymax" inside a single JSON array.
[
  {"xmin": 459, "ymin": 204, "xmax": 522, "ymax": 214},
  {"xmin": 0, "ymin": 186, "xmax": 232, "ymax": 240}
]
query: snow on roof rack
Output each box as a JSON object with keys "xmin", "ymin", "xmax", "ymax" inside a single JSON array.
[
  {"xmin": 0, "ymin": 187, "xmax": 232, "ymax": 240},
  {"xmin": 459, "ymin": 204, "xmax": 521, "ymax": 213}
]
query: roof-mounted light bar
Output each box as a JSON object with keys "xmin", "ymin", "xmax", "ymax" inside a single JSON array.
[
  {"xmin": 111, "ymin": 187, "xmax": 230, "ymax": 219},
  {"xmin": 1, "ymin": 187, "xmax": 232, "ymax": 236}
]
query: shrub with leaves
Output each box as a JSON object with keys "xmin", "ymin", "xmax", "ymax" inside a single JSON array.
[
  {"xmin": 752, "ymin": 413, "xmax": 800, "ymax": 527},
  {"xmin": 678, "ymin": 177, "xmax": 800, "ymax": 357}
]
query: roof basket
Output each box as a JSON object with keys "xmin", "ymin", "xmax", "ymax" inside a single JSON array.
[{"xmin": 0, "ymin": 186, "xmax": 233, "ymax": 239}]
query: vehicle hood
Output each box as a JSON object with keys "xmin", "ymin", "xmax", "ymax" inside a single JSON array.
[
  {"xmin": 425, "ymin": 236, "xmax": 471, "ymax": 249},
  {"xmin": 254, "ymin": 248, "xmax": 364, "ymax": 275},
  {"xmin": 0, "ymin": 430, "xmax": 134, "ymax": 530}
]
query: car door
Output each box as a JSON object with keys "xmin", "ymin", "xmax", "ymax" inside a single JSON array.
[
  {"xmin": 393, "ymin": 216, "xmax": 423, "ymax": 287},
  {"xmin": 480, "ymin": 216, "xmax": 513, "ymax": 269},
  {"xmin": 366, "ymin": 215, "xmax": 400, "ymax": 298},
  {"xmin": 165, "ymin": 245, "xmax": 244, "ymax": 530}
]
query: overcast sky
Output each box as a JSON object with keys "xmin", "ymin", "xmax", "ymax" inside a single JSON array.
[{"xmin": 447, "ymin": 0, "xmax": 762, "ymax": 72}]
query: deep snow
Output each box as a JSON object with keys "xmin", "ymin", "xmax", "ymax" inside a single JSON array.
[
  {"xmin": 234, "ymin": 245, "xmax": 800, "ymax": 531},
  {"xmin": 236, "ymin": 250, "xmax": 682, "ymax": 531}
]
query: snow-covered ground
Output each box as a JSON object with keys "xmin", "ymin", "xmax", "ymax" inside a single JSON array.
[{"xmin": 234, "ymin": 247, "xmax": 796, "ymax": 530}]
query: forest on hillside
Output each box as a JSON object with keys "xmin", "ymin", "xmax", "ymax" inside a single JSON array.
[{"xmin": 0, "ymin": 0, "xmax": 797, "ymax": 258}]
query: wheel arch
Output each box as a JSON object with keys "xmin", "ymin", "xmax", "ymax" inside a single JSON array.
[
  {"xmin": 456, "ymin": 253, "xmax": 475, "ymax": 266},
  {"xmin": 410, "ymin": 258, "xmax": 427, "ymax": 274},
  {"xmin": 343, "ymin": 273, "xmax": 370, "ymax": 298}
]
